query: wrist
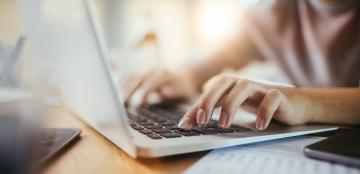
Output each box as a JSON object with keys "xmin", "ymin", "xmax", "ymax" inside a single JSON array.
[
  {"xmin": 281, "ymin": 88, "xmax": 316, "ymax": 124},
  {"xmin": 176, "ymin": 68, "xmax": 202, "ymax": 93}
]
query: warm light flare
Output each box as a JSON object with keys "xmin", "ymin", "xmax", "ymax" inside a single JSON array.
[{"xmin": 201, "ymin": 8, "xmax": 231, "ymax": 41}]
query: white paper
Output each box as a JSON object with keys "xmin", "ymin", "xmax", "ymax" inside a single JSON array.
[{"xmin": 183, "ymin": 136, "xmax": 360, "ymax": 174}]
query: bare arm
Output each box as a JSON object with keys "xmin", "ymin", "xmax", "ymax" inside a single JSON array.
[
  {"xmin": 294, "ymin": 88, "xmax": 360, "ymax": 125},
  {"xmin": 183, "ymin": 32, "xmax": 260, "ymax": 92},
  {"xmin": 178, "ymin": 75, "xmax": 360, "ymax": 130}
]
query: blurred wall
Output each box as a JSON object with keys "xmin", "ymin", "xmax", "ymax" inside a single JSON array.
[
  {"xmin": 0, "ymin": 0, "xmax": 23, "ymax": 44},
  {"xmin": 96, "ymin": 0, "xmax": 247, "ymax": 71},
  {"xmin": 97, "ymin": 0, "xmax": 192, "ymax": 71},
  {"xmin": 1, "ymin": 0, "xmax": 252, "ymax": 76}
]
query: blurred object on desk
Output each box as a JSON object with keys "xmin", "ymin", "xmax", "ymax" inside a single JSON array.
[
  {"xmin": 0, "ymin": 88, "xmax": 46, "ymax": 174},
  {"xmin": 0, "ymin": 36, "xmax": 25, "ymax": 87}
]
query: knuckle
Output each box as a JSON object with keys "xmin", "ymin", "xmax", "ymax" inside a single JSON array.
[
  {"xmin": 268, "ymin": 89, "xmax": 281, "ymax": 96},
  {"xmin": 236, "ymin": 79, "xmax": 250, "ymax": 88},
  {"xmin": 216, "ymin": 75, "xmax": 228, "ymax": 83},
  {"xmin": 233, "ymin": 79, "xmax": 251, "ymax": 93},
  {"xmin": 267, "ymin": 89, "xmax": 285, "ymax": 102},
  {"xmin": 216, "ymin": 74, "xmax": 234, "ymax": 83}
]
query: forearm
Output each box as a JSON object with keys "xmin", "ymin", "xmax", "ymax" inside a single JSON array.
[
  {"xmin": 177, "ymin": 47, "xmax": 254, "ymax": 92},
  {"xmin": 176, "ymin": 27, "xmax": 259, "ymax": 92},
  {"xmin": 288, "ymin": 88, "xmax": 360, "ymax": 125}
]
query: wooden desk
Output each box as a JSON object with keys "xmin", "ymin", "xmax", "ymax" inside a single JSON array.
[{"xmin": 43, "ymin": 107, "xmax": 206, "ymax": 174}]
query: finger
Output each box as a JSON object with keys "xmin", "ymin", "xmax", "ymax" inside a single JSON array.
[
  {"xmin": 219, "ymin": 80, "xmax": 252, "ymax": 128},
  {"xmin": 256, "ymin": 89, "xmax": 283, "ymax": 130},
  {"xmin": 138, "ymin": 72, "xmax": 170, "ymax": 106},
  {"xmin": 178, "ymin": 104, "xmax": 198, "ymax": 129},
  {"xmin": 196, "ymin": 76, "xmax": 236, "ymax": 125}
]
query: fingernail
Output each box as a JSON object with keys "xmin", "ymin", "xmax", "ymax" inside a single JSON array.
[
  {"xmin": 218, "ymin": 112, "xmax": 228, "ymax": 128},
  {"xmin": 256, "ymin": 118, "xmax": 266, "ymax": 130},
  {"xmin": 196, "ymin": 109, "xmax": 206, "ymax": 124},
  {"xmin": 178, "ymin": 118, "xmax": 189, "ymax": 129}
]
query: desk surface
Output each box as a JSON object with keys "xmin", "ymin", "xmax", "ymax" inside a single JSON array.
[{"xmin": 43, "ymin": 107, "xmax": 205, "ymax": 174}]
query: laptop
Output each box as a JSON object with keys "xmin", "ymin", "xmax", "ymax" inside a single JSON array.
[
  {"xmin": 0, "ymin": 37, "xmax": 81, "ymax": 167},
  {"xmin": 18, "ymin": 0, "xmax": 337, "ymax": 158}
]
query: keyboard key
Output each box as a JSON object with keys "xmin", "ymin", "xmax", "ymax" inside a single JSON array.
[
  {"xmin": 139, "ymin": 122, "xmax": 156, "ymax": 127},
  {"xmin": 201, "ymin": 131, "xmax": 217, "ymax": 135},
  {"xmin": 159, "ymin": 132, "xmax": 182, "ymax": 138},
  {"xmin": 147, "ymin": 134, "xmax": 162, "ymax": 139},
  {"xmin": 143, "ymin": 124, "xmax": 162, "ymax": 129},
  {"xmin": 212, "ymin": 127, "xmax": 235, "ymax": 133},
  {"xmin": 175, "ymin": 129, "xmax": 200, "ymax": 136},
  {"xmin": 192, "ymin": 126, "xmax": 218, "ymax": 135},
  {"xmin": 165, "ymin": 125, "xmax": 179, "ymax": 130},
  {"xmin": 139, "ymin": 129, "xmax": 153, "ymax": 134},
  {"xmin": 230, "ymin": 125, "xmax": 252, "ymax": 132},
  {"xmin": 130, "ymin": 124, "xmax": 144, "ymax": 130},
  {"xmin": 168, "ymin": 117, "xmax": 181, "ymax": 121},
  {"xmin": 150, "ymin": 127, "xmax": 171, "ymax": 133},
  {"xmin": 162, "ymin": 121, "xmax": 177, "ymax": 126},
  {"xmin": 136, "ymin": 120, "xmax": 151, "ymax": 124},
  {"xmin": 131, "ymin": 106, "xmax": 253, "ymax": 139}
]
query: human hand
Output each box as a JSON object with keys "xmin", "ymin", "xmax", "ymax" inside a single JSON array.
[
  {"xmin": 120, "ymin": 69, "xmax": 198, "ymax": 106},
  {"xmin": 177, "ymin": 74, "xmax": 311, "ymax": 130}
]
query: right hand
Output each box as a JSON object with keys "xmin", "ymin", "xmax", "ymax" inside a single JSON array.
[
  {"xmin": 177, "ymin": 74, "xmax": 308, "ymax": 130},
  {"xmin": 120, "ymin": 69, "xmax": 198, "ymax": 106}
]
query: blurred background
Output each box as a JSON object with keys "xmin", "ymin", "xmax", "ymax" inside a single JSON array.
[
  {"xmin": 93, "ymin": 0, "xmax": 256, "ymax": 72},
  {"xmin": 1, "ymin": 0, "xmax": 262, "ymax": 78}
]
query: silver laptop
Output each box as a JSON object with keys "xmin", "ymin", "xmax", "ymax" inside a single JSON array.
[{"xmin": 18, "ymin": 0, "xmax": 336, "ymax": 158}]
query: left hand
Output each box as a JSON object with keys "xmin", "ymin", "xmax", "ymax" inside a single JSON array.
[{"xmin": 177, "ymin": 74, "xmax": 312, "ymax": 130}]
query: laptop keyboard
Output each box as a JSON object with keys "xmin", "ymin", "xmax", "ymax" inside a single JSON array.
[{"xmin": 128, "ymin": 106, "xmax": 252, "ymax": 140}]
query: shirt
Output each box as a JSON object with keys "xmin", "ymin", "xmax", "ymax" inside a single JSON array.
[{"xmin": 241, "ymin": 0, "xmax": 360, "ymax": 87}]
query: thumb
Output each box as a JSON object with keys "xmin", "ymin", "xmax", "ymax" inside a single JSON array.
[{"xmin": 159, "ymin": 85, "xmax": 183, "ymax": 100}]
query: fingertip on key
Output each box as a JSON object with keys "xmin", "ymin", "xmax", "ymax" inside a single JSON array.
[
  {"xmin": 178, "ymin": 117, "xmax": 191, "ymax": 129},
  {"xmin": 256, "ymin": 117, "xmax": 266, "ymax": 130},
  {"xmin": 218, "ymin": 112, "xmax": 228, "ymax": 128}
]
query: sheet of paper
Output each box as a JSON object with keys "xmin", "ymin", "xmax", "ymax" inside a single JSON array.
[{"xmin": 183, "ymin": 136, "xmax": 360, "ymax": 174}]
